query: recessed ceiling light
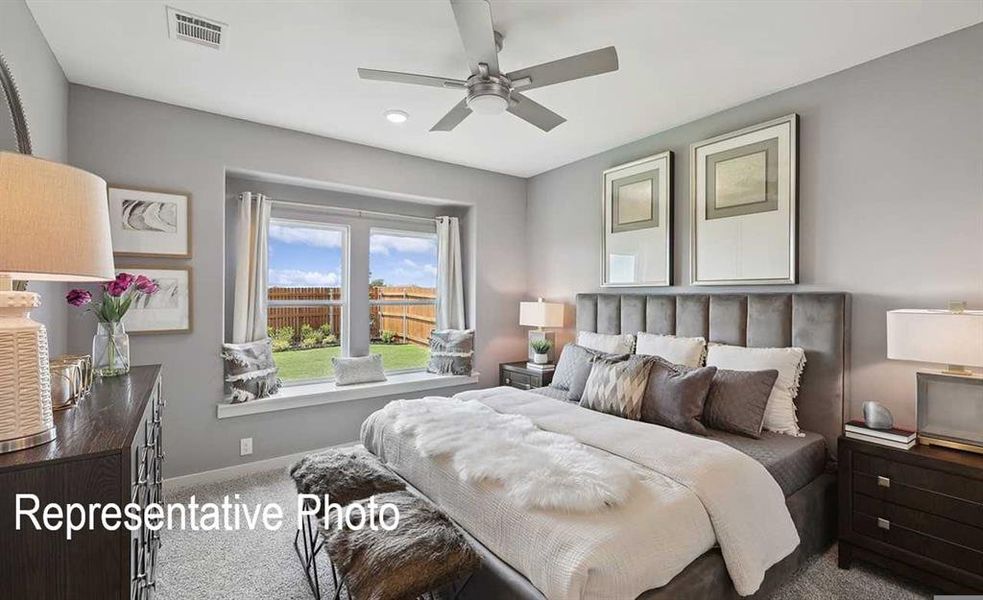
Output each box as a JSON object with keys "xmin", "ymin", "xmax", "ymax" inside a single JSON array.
[{"xmin": 384, "ymin": 110, "xmax": 409, "ymax": 124}]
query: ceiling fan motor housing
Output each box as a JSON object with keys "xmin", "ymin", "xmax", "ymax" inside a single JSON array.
[{"xmin": 466, "ymin": 74, "xmax": 511, "ymax": 115}]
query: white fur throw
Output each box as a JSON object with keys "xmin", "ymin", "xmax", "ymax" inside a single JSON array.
[{"xmin": 376, "ymin": 397, "xmax": 635, "ymax": 512}]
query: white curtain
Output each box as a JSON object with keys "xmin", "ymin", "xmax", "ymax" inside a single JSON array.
[
  {"xmin": 436, "ymin": 216, "xmax": 465, "ymax": 330},
  {"xmin": 232, "ymin": 192, "xmax": 271, "ymax": 343}
]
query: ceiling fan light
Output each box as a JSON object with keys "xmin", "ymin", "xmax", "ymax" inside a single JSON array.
[
  {"xmin": 384, "ymin": 109, "xmax": 409, "ymax": 124},
  {"xmin": 468, "ymin": 93, "xmax": 508, "ymax": 115}
]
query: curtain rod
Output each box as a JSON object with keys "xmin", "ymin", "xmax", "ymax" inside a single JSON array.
[{"xmin": 269, "ymin": 198, "xmax": 438, "ymax": 225}]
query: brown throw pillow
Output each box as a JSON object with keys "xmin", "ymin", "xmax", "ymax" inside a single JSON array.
[
  {"xmin": 580, "ymin": 356, "xmax": 654, "ymax": 420},
  {"xmin": 703, "ymin": 368, "xmax": 780, "ymax": 438},
  {"xmin": 638, "ymin": 356, "xmax": 717, "ymax": 435}
]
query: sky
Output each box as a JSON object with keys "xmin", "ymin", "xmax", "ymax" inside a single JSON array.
[{"xmin": 267, "ymin": 220, "xmax": 437, "ymax": 288}]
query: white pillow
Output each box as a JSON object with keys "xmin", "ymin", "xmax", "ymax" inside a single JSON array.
[
  {"xmin": 332, "ymin": 355, "xmax": 387, "ymax": 386},
  {"xmin": 576, "ymin": 331, "xmax": 635, "ymax": 355},
  {"xmin": 705, "ymin": 344, "xmax": 806, "ymax": 436},
  {"xmin": 635, "ymin": 333, "xmax": 706, "ymax": 367}
]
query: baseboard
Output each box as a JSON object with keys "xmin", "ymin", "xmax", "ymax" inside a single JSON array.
[{"xmin": 163, "ymin": 440, "xmax": 358, "ymax": 490}]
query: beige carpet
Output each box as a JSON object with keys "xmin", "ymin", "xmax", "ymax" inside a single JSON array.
[{"xmin": 157, "ymin": 468, "xmax": 933, "ymax": 600}]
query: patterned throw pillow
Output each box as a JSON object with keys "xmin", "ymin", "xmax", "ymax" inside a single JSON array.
[
  {"xmin": 427, "ymin": 329, "xmax": 474, "ymax": 376},
  {"xmin": 579, "ymin": 356, "xmax": 654, "ymax": 420},
  {"xmin": 221, "ymin": 338, "xmax": 282, "ymax": 403},
  {"xmin": 551, "ymin": 344, "xmax": 628, "ymax": 402},
  {"xmin": 332, "ymin": 355, "xmax": 387, "ymax": 386}
]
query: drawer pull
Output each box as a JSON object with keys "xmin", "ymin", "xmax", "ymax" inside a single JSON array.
[
  {"xmin": 877, "ymin": 517, "xmax": 890, "ymax": 531},
  {"xmin": 877, "ymin": 476, "xmax": 890, "ymax": 488},
  {"xmin": 505, "ymin": 378, "xmax": 511, "ymax": 384}
]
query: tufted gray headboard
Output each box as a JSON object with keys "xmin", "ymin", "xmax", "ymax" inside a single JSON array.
[{"xmin": 576, "ymin": 292, "xmax": 849, "ymax": 457}]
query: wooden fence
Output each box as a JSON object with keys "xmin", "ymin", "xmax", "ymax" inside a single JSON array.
[{"xmin": 267, "ymin": 286, "xmax": 436, "ymax": 346}]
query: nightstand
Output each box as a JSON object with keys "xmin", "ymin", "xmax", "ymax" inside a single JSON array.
[
  {"xmin": 499, "ymin": 361, "xmax": 554, "ymax": 390},
  {"xmin": 838, "ymin": 435, "xmax": 983, "ymax": 593}
]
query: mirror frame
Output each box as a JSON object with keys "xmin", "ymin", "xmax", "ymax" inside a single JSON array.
[{"xmin": 0, "ymin": 51, "xmax": 33, "ymax": 155}]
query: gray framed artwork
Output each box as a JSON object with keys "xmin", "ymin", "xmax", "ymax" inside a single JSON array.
[
  {"xmin": 690, "ymin": 114, "xmax": 797, "ymax": 285},
  {"xmin": 108, "ymin": 186, "xmax": 192, "ymax": 258},
  {"xmin": 601, "ymin": 151, "xmax": 672, "ymax": 287}
]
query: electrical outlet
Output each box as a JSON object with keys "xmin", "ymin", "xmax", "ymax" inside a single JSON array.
[{"xmin": 240, "ymin": 437, "xmax": 253, "ymax": 456}]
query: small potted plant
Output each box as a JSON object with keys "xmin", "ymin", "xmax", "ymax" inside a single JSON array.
[
  {"xmin": 66, "ymin": 273, "xmax": 159, "ymax": 377},
  {"xmin": 530, "ymin": 339, "xmax": 552, "ymax": 365}
]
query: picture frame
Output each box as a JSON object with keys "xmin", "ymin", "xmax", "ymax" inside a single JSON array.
[
  {"xmin": 116, "ymin": 266, "xmax": 193, "ymax": 334},
  {"xmin": 107, "ymin": 186, "xmax": 191, "ymax": 258},
  {"xmin": 601, "ymin": 151, "xmax": 673, "ymax": 287},
  {"xmin": 690, "ymin": 114, "xmax": 797, "ymax": 285}
]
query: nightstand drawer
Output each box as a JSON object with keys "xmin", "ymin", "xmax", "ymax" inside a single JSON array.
[
  {"xmin": 853, "ymin": 494, "xmax": 983, "ymax": 552},
  {"xmin": 852, "ymin": 511, "xmax": 983, "ymax": 575},
  {"xmin": 503, "ymin": 371, "xmax": 532, "ymax": 389}
]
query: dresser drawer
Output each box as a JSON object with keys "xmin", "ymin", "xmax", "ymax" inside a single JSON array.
[
  {"xmin": 853, "ymin": 494, "xmax": 983, "ymax": 552},
  {"xmin": 502, "ymin": 370, "xmax": 532, "ymax": 389}
]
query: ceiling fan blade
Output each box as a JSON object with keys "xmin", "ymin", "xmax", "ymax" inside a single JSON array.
[
  {"xmin": 508, "ymin": 46, "xmax": 618, "ymax": 92},
  {"xmin": 357, "ymin": 68, "xmax": 466, "ymax": 89},
  {"xmin": 507, "ymin": 93, "xmax": 566, "ymax": 132},
  {"xmin": 449, "ymin": 0, "xmax": 500, "ymax": 75},
  {"xmin": 431, "ymin": 99, "xmax": 473, "ymax": 131}
]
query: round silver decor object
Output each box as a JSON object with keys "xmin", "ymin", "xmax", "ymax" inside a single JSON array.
[{"xmin": 862, "ymin": 401, "xmax": 894, "ymax": 430}]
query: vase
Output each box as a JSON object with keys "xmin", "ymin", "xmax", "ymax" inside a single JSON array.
[
  {"xmin": 92, "ymin": 321, "xmax": 130, "ymax": 377},
  {"xmin": 533, "ymin": 352, "xmax": 549, "ymax": 365}
]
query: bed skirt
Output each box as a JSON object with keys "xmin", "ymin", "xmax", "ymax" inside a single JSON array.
[{"xmin": 455, "ymin": 471, "xmax": 836, "ymax": 600}]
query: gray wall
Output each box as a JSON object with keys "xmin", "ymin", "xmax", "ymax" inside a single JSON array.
[
  {"xmin": 67, "ymin": 86, "xmax": 527, "ymax": 477},
  {"xmin": 527, "ymin": 24, "xmax": 983, "ymax": 430},
  {"xmin": 0, "ymin": 0, "xmax": 69, "ymax": 354}
]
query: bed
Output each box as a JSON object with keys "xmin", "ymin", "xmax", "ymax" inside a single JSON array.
[{"xmin": 365, "ymin": 292, "xmax": 848, "ymax": 599}]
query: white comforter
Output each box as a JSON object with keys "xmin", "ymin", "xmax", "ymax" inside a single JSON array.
[{"xmin": 361, "ymin": 387, "xmax": 798, "ymax": 599}]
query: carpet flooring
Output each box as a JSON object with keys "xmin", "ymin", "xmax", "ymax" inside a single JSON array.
[{"xmin": 158, "ymin": 468, "xmax": 934, "ymax": 600}]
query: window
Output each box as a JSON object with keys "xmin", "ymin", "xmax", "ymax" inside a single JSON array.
[
  {"xmin": 369, "ymin": 229, "xmax": 438, "ymax": 373},
  {"xmin": 266, "ymin": 218, "xmax": 348, "ymax": 383}
]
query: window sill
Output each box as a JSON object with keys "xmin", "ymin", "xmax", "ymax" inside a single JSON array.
[{"xmin": 216, "ymin": 371, "xmax": 480, "ymax": 419}]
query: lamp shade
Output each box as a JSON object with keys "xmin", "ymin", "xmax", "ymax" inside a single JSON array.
[
  {"xmin": 0, "ymin": 152, "xmax": 114, "ymax": 281},
  {"xmin": 886, "ymin": 309, "xmax": 983, "ymax": 367},
  {"xmin": 519, "ymin": 300, "xmax": 564, "ymax": 328}
]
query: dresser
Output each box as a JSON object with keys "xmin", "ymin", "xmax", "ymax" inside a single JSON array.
[
  {"xmin": 838, "ymin": 435, "xmax": 983, "ymax": 593},
  {"xmin": 0, "ymin": 365, "xmax": 164, "ymax": 600},
  {"xmin": 499, "ymin": 361, "xmax": 554, "ymax": 390}
]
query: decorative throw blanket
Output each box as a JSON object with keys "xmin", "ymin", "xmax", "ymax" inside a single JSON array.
[{"xmin": 362, "ymin": 387, "xmax": 799, "ymax": 599}]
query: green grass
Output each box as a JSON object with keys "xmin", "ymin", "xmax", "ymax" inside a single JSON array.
[{"xmin": 273, "ymin": 343, "xmax": 430, "ymax": 382}]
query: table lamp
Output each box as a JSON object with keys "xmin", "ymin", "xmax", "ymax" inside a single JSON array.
[
  {"xmin": 0, "ymin": 152, "xmax": 115, "ymax": 453},
  {"xmin": 519, "ymin": 298, "xmax": 564, "ymax": 363},
  {"xmin": 887, "ymin": 306, "xmax": 983, "ymax": 453}
]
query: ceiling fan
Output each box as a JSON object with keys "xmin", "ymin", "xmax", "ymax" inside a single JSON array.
[{"xmin": 357, "ymin": 0, "xmax": 619, "ymax": 132}]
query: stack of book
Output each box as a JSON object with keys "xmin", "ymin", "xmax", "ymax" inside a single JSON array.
[
  {"xmin": 844, "ymin": 420, "xmax": 916, "ymax": 449},
  {"xmin": 526, "ymin": 362, "xmax": 555, "ymax": 371}
]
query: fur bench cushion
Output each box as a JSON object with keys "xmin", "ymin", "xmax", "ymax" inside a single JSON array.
[
  {"xmin": 289, "ymin": 445, "xmax": 404, "ymax": 507},
  {"xmin": 322, "ymin": 490, "xmax": 479, "ymax": 600}
]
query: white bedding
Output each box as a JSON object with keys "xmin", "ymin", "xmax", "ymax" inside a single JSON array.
[{"xmin": 361, "ymin": 386, "xmax": 799, "ymax": 599}]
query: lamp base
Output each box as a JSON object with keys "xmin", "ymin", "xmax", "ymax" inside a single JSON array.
[{"xmin": 0, "ymin": 426, "xmax": 56, "ymax": 454}]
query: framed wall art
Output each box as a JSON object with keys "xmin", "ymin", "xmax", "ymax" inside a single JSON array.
[
  {"xmin": 601, "ymin": 151, "xmax": 672, "ymax": 287},
  {"xmin": 108, "ymin": 186, "xmax": 191, "ymax": 258},
  {"xmin": 118, "ymin": 267, "xmax": 192, "ymax": 334},
  {"xmin": 690, "ymin": 114, "xmax": 797, "ymax": 285}
]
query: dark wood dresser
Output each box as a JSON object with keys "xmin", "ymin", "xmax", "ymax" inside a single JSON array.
[
  {"xmin": 499, "ymin": 361, "xmax": 554, "ymax": 390},
  {"xmin": 838, "ymin": 435, "xmax": 983, "ymax": 593},
  {"xmin": 0, "ymin": 365, "xmax": 163, "ymax": 600}
]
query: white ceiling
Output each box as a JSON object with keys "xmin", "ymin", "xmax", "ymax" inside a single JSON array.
[{"xmin": 27, "ymin": 1, "xmax": 982, "ymax": 177}]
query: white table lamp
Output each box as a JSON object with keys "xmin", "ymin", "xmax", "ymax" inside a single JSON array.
[
  {"xmin": 519, "ymin": 298, "xmax": 565, "ymax": 362},
  {"xmin": 0, "ymin": 152, "xmax": 115, "ymax": 453},
  {"xmin": 886, "ymin": 308, "xmax": 983, "ymax": 376}
]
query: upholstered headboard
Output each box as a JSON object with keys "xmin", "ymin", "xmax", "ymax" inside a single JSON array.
[{"xmin": 576, "ymin": 292, "xmax": 849, "ymax": 456}]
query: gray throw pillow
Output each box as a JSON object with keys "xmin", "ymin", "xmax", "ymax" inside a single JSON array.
[
  {"xmin": 638, "ymin": 356, "xmax": 717, "ymax": 435},
  {"xmin": 332, "ymin": 355, "xmax": 387, "ymax": 386},
  {"xmin": 703, "ymin": 368, "xmax": 780, "ymax": 438},
  {"xmin": 551, "ymin": 344, "xmax": 627, "ymax": 402},
  {"xmin": 579, "ymin": 356, "xmax": 654, "ymax": 420},
  {"xmin": 221, "ymin": 338, "xmax": 282, "ymax": 403},
  {"xmin": 427, "ymin": 329, "xmax": 474, "ymax": 376}
]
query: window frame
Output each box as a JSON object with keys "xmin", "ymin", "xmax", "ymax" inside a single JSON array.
[
  {"xmin": 368, "ymin": 226, "xmax": 439, "ymax": 375},
  {"xmin": 266, "ymin": 215, "xmax": 350, "ymax": 386}
]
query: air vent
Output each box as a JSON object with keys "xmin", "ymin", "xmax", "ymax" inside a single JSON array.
[{"xmin": 167, "ymin": 6, "xmax": 226, "ymax": 50}]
